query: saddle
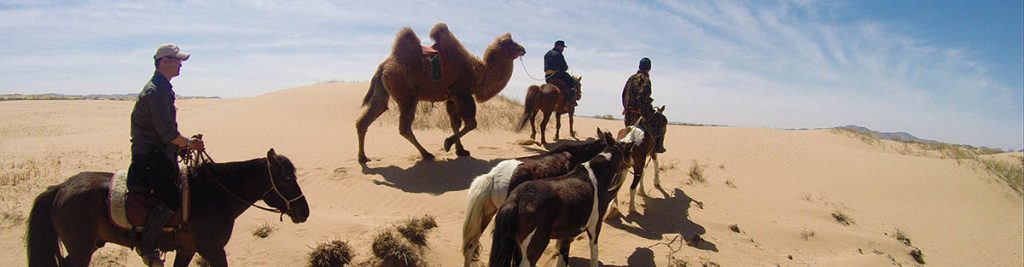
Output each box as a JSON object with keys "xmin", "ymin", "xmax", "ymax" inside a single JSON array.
[
  {"xmin": 422, "ymin": 46, "xmax": 445, "ymax": 80},
  {"xmin": 108, "ymin": 170, "xmax": 190, "ymax": 232}
]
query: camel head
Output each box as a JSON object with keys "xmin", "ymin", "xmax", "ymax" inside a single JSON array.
[{"xmin": 486, "ymin": 33, "xmax": 526, "ymax": 62}]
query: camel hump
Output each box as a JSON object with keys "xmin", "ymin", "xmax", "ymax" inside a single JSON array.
[
  {"xmin": 392, "ymin": 27, "xmax": 423, "ymax": 67},
  {"xmin": 429, "ymin": 23, "xmax": 450, "ymax": 41}
]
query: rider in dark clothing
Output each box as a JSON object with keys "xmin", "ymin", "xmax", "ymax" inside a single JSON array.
[
  {"xmin": 127, "ymin": 43, "xmax": 204, "ymax": 267},
  {"xmin": 622, "ymin": 57, "xmax": 666, "ymax": 153},
  {"xmin": 544, "ymin": 40, "xmax": 579, "ymax": 107}
]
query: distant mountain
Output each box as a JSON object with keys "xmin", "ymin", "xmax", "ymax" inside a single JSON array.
[
  {"xmin": 0, "ymin": 93, "xmax": 219, "ymax": 101},
  {"xmin": 835, "ymin": 125, "xmax": 938, "ymax": 144}
]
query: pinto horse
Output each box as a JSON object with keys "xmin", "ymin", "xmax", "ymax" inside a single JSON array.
[
  {"xmin": 26, "ymin": 149, "xmax": 309, "ymax": 267},
  {"xmin": 488, "ymin": 137, "xmax": 632, "ymax": 267},
  {"xmin": 462, "ymin": 128, "xmax": 613, "ymax": 266},
  {"xmin": 612, "ymin": 106, "xmax": 669, "ymax": 213},
  {"xmin": 515, "ymin": 76, "xmax": 583, "ymax": 144}
]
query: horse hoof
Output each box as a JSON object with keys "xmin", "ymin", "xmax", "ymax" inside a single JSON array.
[
  {"xmin": 358, "ymin": 155, "xmax": 371, "ymax": 163},
  {"xmin": 421, "ymin": 153, "xmax": 436, "ymax": 161},
  {"xmin": 443, "ymin": 138, "xmax": 456, "ymax": 152},
  {"xmin": 456, "ymin": 149, "xmax": 471, "ymax": 157}
]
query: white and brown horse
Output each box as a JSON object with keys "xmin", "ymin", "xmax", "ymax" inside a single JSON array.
[
  {"xmin": 488, "ymin": 137, "xmax": 633, "ymax": 267},
  {"xmin": 462, "ymin": 129, "xmax": 613, "ymax": 266},
  {"xmin": 614, "ymin": 105, "xmax": 668, "ymax": 213}
]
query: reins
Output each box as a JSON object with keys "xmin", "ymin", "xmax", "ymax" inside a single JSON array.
[{"xmin": 181, "ymin": 149, "xmax": 304, "ymax": 221}]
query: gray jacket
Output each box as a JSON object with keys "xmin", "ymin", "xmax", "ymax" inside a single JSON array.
[{"xmin": 130, "ymin": 71, "xmax": 181, "ymax": 162}]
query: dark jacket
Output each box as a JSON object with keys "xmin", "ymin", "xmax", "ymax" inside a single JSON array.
[
  {"xmin": 544, "ymin": 48, "xmax": 568, "ymax": 73},
  {"xmin": 130, "ymin": 72, "xmax": 181, "ymax": 162},
  {"xmin": 622, "ymin": 70, "xmax": 653, "ymax": 113}
]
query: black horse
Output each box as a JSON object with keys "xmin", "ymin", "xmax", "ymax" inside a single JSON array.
[{"xmin": 26, "ymin": 149, "xmax": 309, "ymax": 267}]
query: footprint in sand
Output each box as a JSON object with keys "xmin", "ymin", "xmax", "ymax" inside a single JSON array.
[{"xmin": 332, "ymin": 167, "xmax": 348, "ymax": 179}]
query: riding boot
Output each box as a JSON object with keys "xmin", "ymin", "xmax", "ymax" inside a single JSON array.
[{"xmin": 136, "ymin": 204, "xmax": 173, "ymax": 267}]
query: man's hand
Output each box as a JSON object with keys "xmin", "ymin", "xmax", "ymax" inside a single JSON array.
[{"xmin": 188, "ymin": 137, "xmax": 205, "ymax": 151}]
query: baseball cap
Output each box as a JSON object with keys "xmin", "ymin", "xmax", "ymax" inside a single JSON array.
[
  {"xmin": 554, "ymin": 40, "xmax": 567, "ymax": 47},
  {"xmin": 153, "ymin": 43, "xmax": 190, "ymax": 60}
]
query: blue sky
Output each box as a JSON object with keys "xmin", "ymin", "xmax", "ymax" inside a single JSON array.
[{"xmin": 1, "ymin": 0, "xmax": 1021, "ymax": 150}]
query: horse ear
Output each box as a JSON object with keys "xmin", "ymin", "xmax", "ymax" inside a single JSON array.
[
  {"xmin": 658, "ymin": 105, "xmax": 666, "ymax": 113},
  {"xmin": 596, "ymin": 127, "xmax": 602, "ymax": 138},
  {"xmin": 267, "ymin": 148, "xmax": 277, "ymax": 160}
]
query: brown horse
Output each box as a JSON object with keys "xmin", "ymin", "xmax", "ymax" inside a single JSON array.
[
  {"xmin": 612, "ymin": 106, "xmax": 668, "ymax": 213},
  {"xmin": 462, "ymin": 128, "xmax": 612, "ymax": 266},
  {"xmin": 356, "ymin": 23, "xmax": 526, "ymax": 162},
  {"xmin": 488, "ymin": 137, "xmax": 633, "ymax": 267},
  {"xmin": 515, "ymin": 76, "xmax": 583, "ymax": 144},
  {"xmin": 26, "ymin": 149, "xmax": 309, "ymax": 267}
]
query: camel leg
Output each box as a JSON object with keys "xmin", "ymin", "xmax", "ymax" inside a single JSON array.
[
  {"xmin": 445, "ymin": 99, "xmax": 469, "ymax": 157},
  {"xmin": 539, "ymin": 110, "xmax": 551, "ymax": 144},
  {"xmin": 355, "ymin": 90, "xmax": 390, "ymax": 163},
  {"xmin": 555, "ymin": 112, "xmax": 562, "ymax": 141},
  {"xmin": 444, "ymin": 94, "xmax": 476, "ymax": 156},
  {"xmin": 398, "ymin": 100, "xmax": 435, "ymax": 161}
]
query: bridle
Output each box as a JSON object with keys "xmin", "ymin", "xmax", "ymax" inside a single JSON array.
[{"xmin": 183, "ymin": 150, "xmax": 305, "ymax": 221}]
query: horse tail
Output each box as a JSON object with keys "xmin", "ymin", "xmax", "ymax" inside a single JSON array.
[
  {"xmin": 27, "ymin": 186, "xmax": 61, "ymax": 267},
  {"xmin": 489, "ymin": 202, "xmax": 518, "ymax": 267},
  {"xmin": 463, "ymin": 171, "xmax": 498, "ymax": 265},
  {"xmin": 515, "ymin": 85, "xmax": 541, "ymax": 132},
  {"xmin": 362, "ymin": 63, "xmax": 388, "ymax": 107}
]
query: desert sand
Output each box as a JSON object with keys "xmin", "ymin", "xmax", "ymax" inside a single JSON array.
[{"xmin": 1, "ymin": 82, "xmax": 1021, "ymax": 266}]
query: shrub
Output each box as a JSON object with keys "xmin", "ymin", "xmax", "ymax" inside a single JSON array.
[{"xmin": 309, "ymin": 239, "xmax": 354, "ymax": 267}]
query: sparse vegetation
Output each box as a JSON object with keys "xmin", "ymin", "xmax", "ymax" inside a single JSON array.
[
  {"xmin": 372, "ymin": 229, "xmax": 422, "ymax": 267},
  {"xmin": 801, "ymin": 228, "xmax": 816, "ymax": 240},
  {"xmin": 593, "ymin": 114, "xmax": 617, "ymax": 120},
  {"xmin": 831, "ymin": 210, "xmax": 853, "ymax": 226},
  {"xmin": 728, "ymin": 224, "xmax": 741, "ymax": 233},
  {"xmin": 688, "ymin": 160, "xmax": 706, "ymax": 183},
  {"xmin": 396, "ymin": 215, "xmax": 438, "ymax": 246},
  {"xmin": 893, "ymin": 228, "xmax": 912, "ymax": 246},
  {"xmin": 979, "ymin": 157, "xmax": 1023, "ymax": 194},
  {"xmin": 380, "ymin": 94, "xmax": 523, "ymax": 132},
  {"xmin": 252, "ymin": 222, "xmax": 276, "ymax": 239},
  {"xmin": 309, "ymin": 239, "xmax": 354, "ymax": 267}
]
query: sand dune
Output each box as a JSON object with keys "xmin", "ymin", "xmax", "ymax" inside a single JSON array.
[{"xmin": 1, "ymin": 82, "xmax": 1021, "ymax": 266}]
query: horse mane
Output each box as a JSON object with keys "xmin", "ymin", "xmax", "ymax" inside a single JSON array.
[
  {"xmin": 194, "ymin": 154, "xmax": 295, "ymax": 180},
  {"xmin": 391, "ymin": 27, "xmax": 423, "ymax": 68}
]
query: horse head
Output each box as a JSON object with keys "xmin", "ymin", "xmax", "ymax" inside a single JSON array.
[
  {"xmin": 573, "ymin": 76, "xmax": 583, "ymax": 100},
  {"xmin": 262, "ymin": 148, "xmax": 309, "ymax": 223}
]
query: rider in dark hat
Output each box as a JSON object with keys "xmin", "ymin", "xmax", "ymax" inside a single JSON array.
[
  {"xmin": 622, "ymin": 57, "xmax": 666, "ymax": 153},
  {"xmin": 544, "ymin": 40, "xmax": 579, "ymax": 107}
]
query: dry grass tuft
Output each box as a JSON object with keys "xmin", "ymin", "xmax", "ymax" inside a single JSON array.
[
  {"xmin": 688, "ymin": 159, "xmax": 706, "ymax": 183},
  {"xmin": 372, "ymin": 229, "xmax": 423, "ymax": 267},
  {"xmin": 309, "ymin": 239, "xmax": 354, "ymax": 267},
  {"xmin": 252, "ymin": 222, "xmax": 276, "ymax": 239},
  {"xmin": 831, "ymin": 210, "xmax": 854, "ymax": 226},
  {"xmin": 379, "ymin": 94, "xmax": 523, "ymax": 132},
  {"xmin": 801, "ymin": 228, "xmax": 816, "ymax": 240},
  {"xmin": 396, "ymin": 214, "xmax": 438, "ymax": 246},
  {"xmin": 893, "ymin": 228, "xmax": 912, "ymax": 246}
]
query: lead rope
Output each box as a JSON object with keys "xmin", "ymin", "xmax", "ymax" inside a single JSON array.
[{"xmin": 518, "ymin": 57, "xmax": 547, "ymax": 81}]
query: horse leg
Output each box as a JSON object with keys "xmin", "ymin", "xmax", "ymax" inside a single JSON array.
[
  {"xmin": 529, "ymin": 110, "xmax": 537, "ymax": 141},
  {"xmin": 522, "ymin": 228, "xmax": 551, "ymax": 267},
  {"xmin": 173, "ymin": 250, "xmax": 196, "ymax": 267},
  {"xmin": 585, "ymin": 223, "xmax": 603, "ymax": 267},
  {"xmin": 554, "ymin": 112, "xmax": 562, "ymax": 141},
  {"xmin": 197, "ymin": 247, "xmax": 228, "ymax": 267},
  {"xmin": 444, "ymin": 94, "xmax": 476, "ymax": 156},
  {"xmin": 569, "ymin": 109, "xmax": 577, "ymax": 139},
  {"xmin": 555, "ymin": 239, "xmax": 572, "ymax": 267},
  {"xmin": 355, "ymin": 85, "xmax": 390, "ymax": 163},
  {"xmin": 539, "ymin": 110, "xmax": 551, "ymax": 144},
  {"xmin": 61, "ymin": 244, "xmax": 97, "ymax": 267},
  {"xmin": 629, "ymin": 158, "xmax": 645, "ymax": 213},
  {"xmin": 652, "ymin": 153, "xmax": 661, "ymax": 187},
  {"xmin": 397, "ymin": 100, "xmax": 435, "ymax": 161},
  {"xmin": 444, "ymin": 99, "xmax": 470, "ymax": 157}
]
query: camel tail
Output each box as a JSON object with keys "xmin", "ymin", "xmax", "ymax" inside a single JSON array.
[
  {"xmin": 515, "ymin": 85, "xmax": 542, "ymax": 132},
  {"xmin": 488, "ymin": 202, "xmax": 518, "ymax": 267},
  {"xmin": 463, "ymin": 171, "xmax": 498, "ymax": 266},
  {"xmin": 26, "ymin": 186, "xmax": 61, "ymax": 267},
  {"xmin": 362, "ymin": 64, "xmax": 388, "ymax": 107}
]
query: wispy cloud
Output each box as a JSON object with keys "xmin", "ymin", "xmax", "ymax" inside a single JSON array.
[{"xmin": 0, "ymin": 0, "xmax": 1020, "ymax": 150}]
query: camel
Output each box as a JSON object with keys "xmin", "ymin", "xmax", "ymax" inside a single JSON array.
[{"xmin": 356, "ymin": 23, "xmax": 526, "ymax": 163}]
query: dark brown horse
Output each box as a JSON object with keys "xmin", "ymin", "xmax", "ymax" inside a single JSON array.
[
  {"xmin": 26, "ymin": 149, "xmax": 309, "ymax": 267},
  {"xmin": 462, "ymin": 128, "xmax": 613, "ymax": 266},
  {"xmin": 488, "ymin": 138, "xmax": 632, "ymax": 267},
  {"xmin": 515, "ymin": 76, "xmax": 583, "ymax": 144},
  {"xmin": 613, "ymin": 106, "xmax": 668, "ymax": 213}
]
